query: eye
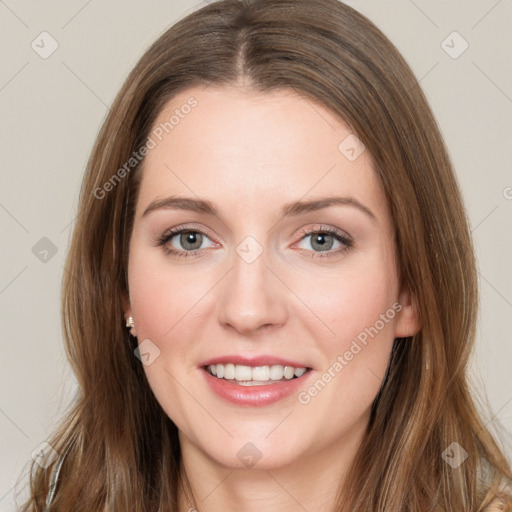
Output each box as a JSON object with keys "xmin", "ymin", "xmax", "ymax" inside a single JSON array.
[
  {"xmin": 157, "ymin": 226, "xmax": 216, "ymax": 258},
  {"xmin": 294, "ymin": 225, "xmax": 353, "ymax": 258}
]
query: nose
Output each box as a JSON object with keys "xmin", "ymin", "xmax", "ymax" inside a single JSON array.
[{"xmin": 216, "ymin": 242, "xmax": 289, "ymax": 336}]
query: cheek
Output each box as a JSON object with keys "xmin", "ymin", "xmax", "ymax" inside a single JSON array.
[
  {"xmin": 301, "ymin": 254, "xmax": 398, "ymax": 347},
  {"xmin": 294, "ymin": 293, "xmax": 397, "ymax": 443},
  {"xmin": 126, "ymin": 249, "xmax": 207, "ymax": 427},
  {"xmin": 127, "ymin": 247, "xmax": 211, "ymax": 340},
  {"xmin": 295, "ymin": 251, "xmax": 399, "ymax": 413}
]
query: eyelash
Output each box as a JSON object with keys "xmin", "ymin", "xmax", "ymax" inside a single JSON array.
[{"xmin": 156, "ymin": 224, "xmax": 353, "ymax": 259}]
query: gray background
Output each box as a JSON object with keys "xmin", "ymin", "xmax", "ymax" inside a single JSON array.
[{"xmin": 1, "ymin": 1, "xmax": 511, "ymax": 510}]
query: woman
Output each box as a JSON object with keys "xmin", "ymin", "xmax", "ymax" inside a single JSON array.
[{"xmin": 18, "ymin": 0, "xmax": 511, "ymax": 510}]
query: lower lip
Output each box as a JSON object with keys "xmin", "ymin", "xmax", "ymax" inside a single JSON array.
[{"xmin": 202, "ymin": 367, "xmax": 313, "ymax": 407}]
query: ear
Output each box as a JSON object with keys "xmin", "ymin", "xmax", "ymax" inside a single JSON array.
[
  {"xmin": 122, "ymin": 292, "xmax": 137, "ymax": 337},
  {"xmin": 394, "ymin": 287, "xmax": 421, "ymax": 338}
]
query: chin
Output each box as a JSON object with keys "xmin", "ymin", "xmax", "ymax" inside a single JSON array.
[{"xmin": 193, "ymin": 430, "xmax": 310, "ymax": 471}]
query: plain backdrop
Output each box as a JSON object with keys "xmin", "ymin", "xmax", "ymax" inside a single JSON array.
[{"xmin": 1, "ymin": 1, "xmax": 511, "ymax": 510}]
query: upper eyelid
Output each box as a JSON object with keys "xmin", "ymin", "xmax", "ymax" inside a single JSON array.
[{"xmin": 162, "ymin": 224, "xmax": 216, "ymax": 242}]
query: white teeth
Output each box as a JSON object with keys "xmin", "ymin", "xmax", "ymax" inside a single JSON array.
[
  {"xmin": 252, "ymin": 366, "xmax": 270, "ymax": 381},
  {"xmin": 235, "ymin": 365, "xmax": 252, "ymax": 381},
  {"xmin": 269, "ymin": 365, "xmax": 284, "ymax": 380},
  {"xmin": 294, "ymin": 367, "xmax": 306, "ymax": 377},
  {"xmin": 206, "ymin": 363, "xmax": 308, "ymax": 382},
  {"xmin": 224, "ymin": 363, "xmax": 235, "ymax": 380},
  {"xmin": 283, "ymin": 366, "xmax": 295, "ymax": 379}
]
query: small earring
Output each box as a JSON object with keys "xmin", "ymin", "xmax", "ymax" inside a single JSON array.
[{"xmin": 126, "ymin": 316, "xmax": 135, "ymax": 329}]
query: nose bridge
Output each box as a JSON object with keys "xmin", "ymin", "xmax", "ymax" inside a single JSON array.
[{"xmin": 216, "ymin": 234, "xmax": 288, "ymax": 334}]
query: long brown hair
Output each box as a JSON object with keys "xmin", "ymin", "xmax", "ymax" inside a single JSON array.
[{"xmin": 16, "ymin": 0, "xmax": 511, "ymax": 510}]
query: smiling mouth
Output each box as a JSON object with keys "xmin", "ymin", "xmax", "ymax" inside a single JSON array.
[{"xmin": 204, "ymin": 363, "xmax": 311, "ymax": 386}]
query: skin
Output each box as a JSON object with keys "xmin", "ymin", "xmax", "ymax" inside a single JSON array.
[{"xmin": 123, "ymin": 84, "xmax": 419, "ymax": 512}]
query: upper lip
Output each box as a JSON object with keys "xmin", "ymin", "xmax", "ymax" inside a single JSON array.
[{"xmin": 200, "ymin": 355, "xmax": 311, "ymax": 369}]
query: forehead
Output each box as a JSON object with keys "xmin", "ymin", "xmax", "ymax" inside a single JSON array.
[{"xmin": 135, "ymin": 85, "xmax": 388, "ymax": 222}]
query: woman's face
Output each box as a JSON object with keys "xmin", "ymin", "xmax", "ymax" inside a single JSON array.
[{"xmin": 124, "ymin": 85, "xmax": 417, "ymax": 470}]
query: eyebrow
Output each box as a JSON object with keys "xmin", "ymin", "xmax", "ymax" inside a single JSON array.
[{"xmin": 142, "ymin": 195, "xmax": 376, "ymax": 221}]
